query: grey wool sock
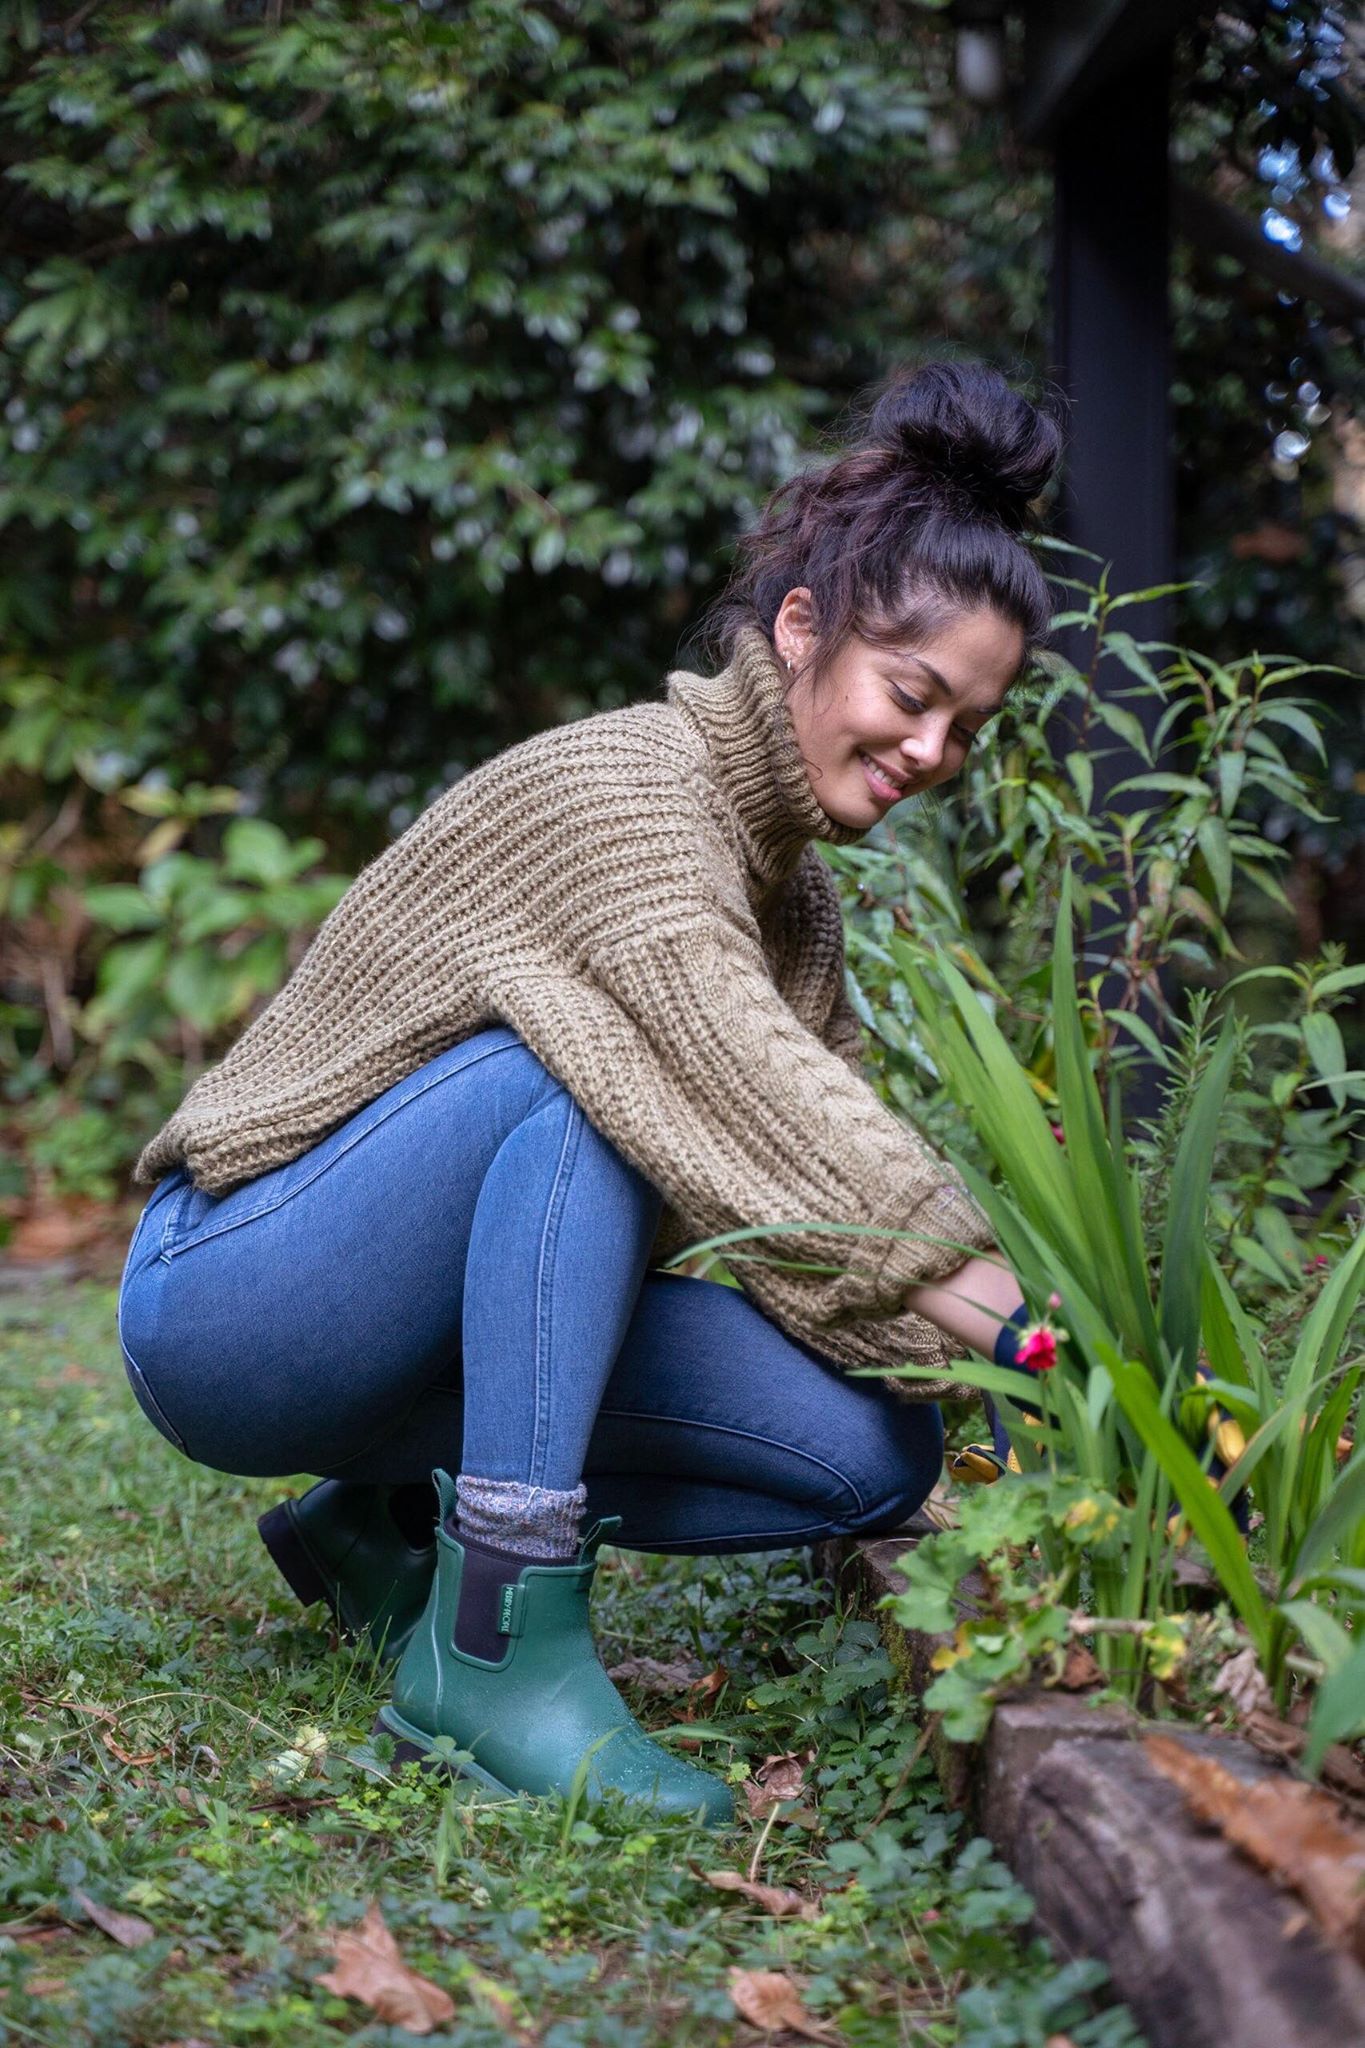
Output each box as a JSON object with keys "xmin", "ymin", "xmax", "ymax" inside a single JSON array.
[{"xmin": 454, "ymin": 1473, "xmax": 587, "ymax": 1559}]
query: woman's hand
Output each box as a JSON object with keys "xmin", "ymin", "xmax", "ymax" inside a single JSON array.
[{"xmin": 902, "ymin": 1251, "xmax": 1026, "ymax": 1361}]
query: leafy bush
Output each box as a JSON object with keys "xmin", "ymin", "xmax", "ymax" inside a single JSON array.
[{"xmin": 2, "ymin": 761, "xmax": 348, "ymax": 1204}]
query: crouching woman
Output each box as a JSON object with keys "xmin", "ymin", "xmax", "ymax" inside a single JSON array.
[{"xmin": 117, "ymin": 359, "xmax": 1059, "ymax": 1828}]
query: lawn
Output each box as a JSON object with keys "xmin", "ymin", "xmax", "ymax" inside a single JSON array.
[{"xmin": 0, "ymin": 1276, "xmax": 1144, "ymax": 2048}]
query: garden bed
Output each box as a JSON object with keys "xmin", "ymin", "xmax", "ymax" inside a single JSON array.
[{"xmin": 816, "ymin": 1531, "xmax": 1365, "ymax": 2048}]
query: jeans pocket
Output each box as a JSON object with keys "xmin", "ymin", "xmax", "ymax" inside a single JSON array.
[{"xmin": 160, "ymin": 1179, "xmax": 224, "ymax": 1257}]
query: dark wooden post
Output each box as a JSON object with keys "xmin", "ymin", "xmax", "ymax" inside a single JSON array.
[{"xmin": 1048, "ymin": 41, "xmax": 1176, "ymax": 1116}]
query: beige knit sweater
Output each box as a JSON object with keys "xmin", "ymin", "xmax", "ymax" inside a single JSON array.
[{"xmin": 135, "ymin": 624, "xmax": 997, "ymax": 1394}]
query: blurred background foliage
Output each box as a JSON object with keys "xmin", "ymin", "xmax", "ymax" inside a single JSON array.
[{"xmin": 0, "ymin": 0, "xmax": 1362, "ymax": 1221}]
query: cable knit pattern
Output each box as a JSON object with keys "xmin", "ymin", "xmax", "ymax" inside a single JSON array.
[{"xmin": 134, "ymin": 625, "xmax": 997, "ymax": 1397}]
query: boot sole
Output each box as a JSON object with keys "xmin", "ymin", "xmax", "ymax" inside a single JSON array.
[
  {"xmin": 372, "ymin": 1709, "xmax": 733, "ymax": 1826},
  {"xmin": 373, "ymin": 1706, "xmax": 517, "ymax": 1800}
]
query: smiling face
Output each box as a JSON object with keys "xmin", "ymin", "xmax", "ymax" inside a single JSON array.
[{"xmin": 772, "ymin": 587, "xmax": 1024, "ymax": 828}]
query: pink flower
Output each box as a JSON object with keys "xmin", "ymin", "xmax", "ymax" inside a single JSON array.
[
  {"xmin": 1047, "ymin": 1291, "xmax": 1063, "ymax": 1311},
  {"xmin": 1049, "ymin": 1123, "xmax": 1066, "ymax": 1147},
  {"xmin": 1017, "ymin": 1325, "xmax": 1059, "ymax": 1371}
]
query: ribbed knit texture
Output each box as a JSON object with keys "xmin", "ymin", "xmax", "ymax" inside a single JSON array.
[
  {"xmin": 454, "ymin": 1476, "xmax": 587, "ymax": 1559},
  {"xmin": 134, "ymin": 624, "xmax": 997, "ymax": 1396}
]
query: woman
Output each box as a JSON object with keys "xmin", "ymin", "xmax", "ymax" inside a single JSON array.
[{"xmin": 117, "ymin": 358, "xmax": 1061, "ymax": 1829}]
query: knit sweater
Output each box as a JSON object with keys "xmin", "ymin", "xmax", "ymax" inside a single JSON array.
[{"xmin": 135, "ymin": 624, "xmax": 998, "ymax": 1394}]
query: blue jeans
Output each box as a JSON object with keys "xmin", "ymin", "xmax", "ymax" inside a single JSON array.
[{"xmin": 117, "ymin": 1027, "xmax": 943, "ymax": 1554}]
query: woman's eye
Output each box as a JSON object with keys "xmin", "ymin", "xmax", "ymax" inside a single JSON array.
[{"xmin": 891, "ymin": 687, "xmax": 926, "ymax": 714}]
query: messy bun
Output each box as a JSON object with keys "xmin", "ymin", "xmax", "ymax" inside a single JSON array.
[
  {"xmin": 869, "ymin": 362, "xmax": 1059, "ymax": 537},
  {"xmin": 695, "ymin": 358, "xmax": 1065, "ymax": 691}
]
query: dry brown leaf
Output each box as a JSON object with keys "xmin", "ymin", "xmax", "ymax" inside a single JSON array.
[
  {"xmin": 743, "ymin": 1750, "xmax": 811, "ymax": 1817},
  {"xmin": 73, "ymin": 1889, "xmax": 155, "ymax": 1949},
  {"xmin": 1056, "ymin": 1644, "xmax": 1103, "ymax": 1691},
  {"xmin": 702, "ymin": 1869, "xmax": 819, "ymax": 1920},
  {"xmin": 24, "ymin": 1975, "xmax": 67, "ymax": 1996},
  {"xmin": 1241, "ymin": 1710, "xmax": 1365, "ymax": 1802},
  {"xmin": 1210, "ymin": 1645, "xmax": 1274, "ymax": 1719},
  {"xmin": 606, "ymin": 1654, "xmax": 703, "ymax": 1694},
  {"xmin": 101, "ymin": 1731, "xmax": 163, "ymax": 1767},
  {"xmin": 679, "ymin": 1664, "xmax": 730, "ymax": 1719},
  {"xmin": 315, "ymin": 1900, "xmax": 454, "ymax": 2033},
  {"xmin": 728, "ymin": 1966, "xmax": 839, "ymax": 2040},
  {"xmin": 1146, "ymin": 1734, "xmax": 1365, "ymax": 1963},
  {"xmin": 1044, "ymin": 2036, "xmax": 1081, "ymax": 2047}
]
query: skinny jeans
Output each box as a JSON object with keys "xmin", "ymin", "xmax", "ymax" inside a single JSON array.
[{"xmin": 117, "ymin": 1026, "xmax": 943, "ymax": 1554}]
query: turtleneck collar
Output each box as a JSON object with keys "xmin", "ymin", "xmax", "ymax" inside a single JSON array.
[{"xmin": 664, "ymin": 622, "xmax": 868, "ymax": 897}]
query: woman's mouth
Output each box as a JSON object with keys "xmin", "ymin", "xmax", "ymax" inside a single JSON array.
[{"xmin": 858, "ymin": 751, "xmax": 909, "ymax": 803}]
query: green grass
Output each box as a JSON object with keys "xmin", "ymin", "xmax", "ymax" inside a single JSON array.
[{"xmin": 0, "ymin": 1279, "xmax": 1144, "ymax": 2048}]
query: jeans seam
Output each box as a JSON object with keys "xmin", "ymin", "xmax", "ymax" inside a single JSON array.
[
  {"xmin": 530, "ymin": 1094, "xmax": 581, "ymax": 1489},
  {"xmin": 117, "ymin": 1287, "xmax": 190, "ymax": 1457},
  {"xmin": 594, "ymin": 1406, "xmax": 870, "ymax": 1517},
  {"xmin": 161, "ymin": 1031, "xmax": 524, "ymax": 1259}
]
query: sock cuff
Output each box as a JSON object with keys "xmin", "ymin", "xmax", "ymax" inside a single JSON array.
[{"xmin": 454, "ymin": 1473, "xmax": 588, "ymax": 1559}]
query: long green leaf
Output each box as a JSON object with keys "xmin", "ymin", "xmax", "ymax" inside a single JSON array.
[
  {"xmin": 1050, "ymin": 875, "xmax": 1158, "ymax": 1356},
  {"xmin": 1158, "ymin": 1021, "xmax": 1236, "ymax": 1375},
  {"xmin": 1269, "ymin": 1231, "xmax": 1365, "ymax": 1567},
  {"xmin": 1289, "ymin": 1453, "xmax": 1365, "ymax": 1590},
  {"xmin": 1303, "ymin": 1638, "xmax": 1365, "ymax": 1774},
  {"xmin": 1104, "ymin": 1348, "xmax": 1272, "ymax": 1656}
]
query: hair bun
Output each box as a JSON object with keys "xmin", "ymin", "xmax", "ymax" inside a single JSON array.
[{"xmin": 866, "ymin": 360, "xmax": 1062, "ymax": 534}]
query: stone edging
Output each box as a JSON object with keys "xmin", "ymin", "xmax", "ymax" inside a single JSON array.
[{"xmin": 814, "ymin": 1533, "xmax": 1365, "ymax": 2048}]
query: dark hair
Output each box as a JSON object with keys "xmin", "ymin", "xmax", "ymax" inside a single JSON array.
[{"xmin": 692, "ymin": 358, "xmax": 1065, "ymax": 695}]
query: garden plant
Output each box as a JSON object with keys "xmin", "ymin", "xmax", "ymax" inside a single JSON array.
[
  {"xmin": 843, "ymin": 589, "xmax": 1365, "ymax": 1761},
  {"xmin": 690, "ymin": 576, "xmax": 1365, "ymax": 1767}
]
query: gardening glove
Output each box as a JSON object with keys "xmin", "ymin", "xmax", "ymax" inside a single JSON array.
[{"xmin": 948, "ymin": 1304, "xmax": 1031, "ymax": 1485}]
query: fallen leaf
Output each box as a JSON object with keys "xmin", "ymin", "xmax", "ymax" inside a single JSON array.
[
  {"xmin": 680, "ymin": 1665, "xmax": 730, "ymax": 1718},
  {"xmin": 1056, "ymin": 1644, "xmax": 1103, "ymax": 1691},
  {"xmin": 1210, "ymin": 1645, "xmax": 1273, "ymax": 1719},
  {"xmin": 24, "ymin": 1975, "xmax": 67, "ymax": 1996},
  {"xmin": 743, "ymin": 1750, "xmax": 811, "ymax": 1817},
  {"xmin": 702, "ymin": 1869, "xmax": 819, "ymax": 1919},
  {"xmin": 1241, "ymin": 1710, "xmax": 1365, "ymax": 1803},
  {"xmin": 606, "ymin": 1654, "xmax": 703, "ymax": 1694},
  {"xmin": 728, "ymin": 1966, "xmax": 839, "ymax": 2041},
  {"xmin": 73, "ymin": 1889, "xmax": 155, "ymax": 1949},
  {"xmin": 1146, "ymin": 1735, "xmax": 1365, "ymax": 1963},
  {"xmin": 101, "ymin": 1731, "xmax": 163, "ymax": 1767},
  {"xmin": 1045, "ymin": 2036, "xmax": 1081, "ymax": 2047},
  {"xmin": 316, "ymin": 1900, "xmax": 454, "ymax": 2033}
]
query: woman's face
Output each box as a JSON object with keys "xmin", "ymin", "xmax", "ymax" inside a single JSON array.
[{"xmin": 772, "ymin": 589, "xmax": 1024, "ymax": 829}]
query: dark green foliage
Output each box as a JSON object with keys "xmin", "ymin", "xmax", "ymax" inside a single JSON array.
[{"xmin": 0, "ymin": 0, "xmax": 1048, "ymax": 847}]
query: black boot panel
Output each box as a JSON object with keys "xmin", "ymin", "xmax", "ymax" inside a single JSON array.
[{"xmin": 449, "ymin": 1523, "xmax": 543, "ymax": 1662}]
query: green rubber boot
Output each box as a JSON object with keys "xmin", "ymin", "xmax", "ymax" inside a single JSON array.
[
  {"xmin": 376, "ymin": 1470, "xmax": 734, "ymax": 1828},
  {"xmin": 257, "ymin": 1480, "xmax": 436, "ymax": 1664}
]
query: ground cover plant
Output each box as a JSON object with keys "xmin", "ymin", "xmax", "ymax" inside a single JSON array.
[{"xmin": 0, "ymin": 1277, "xmax": 1146, "ymax": 2047}]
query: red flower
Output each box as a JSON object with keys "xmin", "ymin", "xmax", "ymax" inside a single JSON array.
[
  {"xmin": 1049, "ymin": 1123, "xmax": 1066, "ymax": 1146},
  {"xmin": 1017, "ymin": 1325, "xmax": 1060, "ymax": 1371}
]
